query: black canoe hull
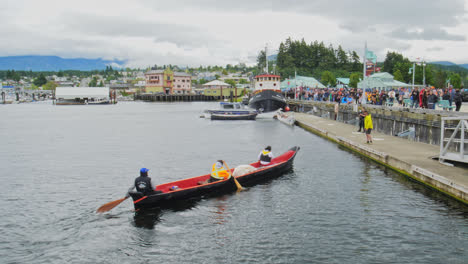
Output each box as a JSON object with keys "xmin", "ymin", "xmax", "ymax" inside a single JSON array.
[
  {"xmin": 129, "ymin": 146, "xmax": 300, "ymax": 210},
  {"xmin": 129, "ymin": 177, "xmax": 238, "ymax": 210}
]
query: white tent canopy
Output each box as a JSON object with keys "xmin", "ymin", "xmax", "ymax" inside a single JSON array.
[
  {"xmin": 358, "ymin": 72, "xmax": 412, "ymax": 91},
  {"xmin": 55, "ymin": 87, "xmax": 110, "ymax": 100},
  {"xmin": 202, "ymin": 80, "xmax": 230, "ymax": 87}
]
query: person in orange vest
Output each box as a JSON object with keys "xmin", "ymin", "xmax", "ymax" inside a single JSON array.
[{"xmin": 209, "ymin": 160, "xmax": 231, "ymax": 183}]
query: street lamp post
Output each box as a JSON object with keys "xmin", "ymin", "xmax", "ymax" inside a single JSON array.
[
  {"xmin": 412, "ymin": 62, "xmax": 415, "ymax": 90},
  {"xmin": 422, "ymin": 61, "xmax": 426, "ymax": 87}
]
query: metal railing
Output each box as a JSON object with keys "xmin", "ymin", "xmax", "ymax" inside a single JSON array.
[{"xmin": 439, "ymin": 117, "xmax": 468, "ymax": 165}]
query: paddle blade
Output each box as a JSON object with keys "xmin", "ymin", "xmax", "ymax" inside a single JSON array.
[
  {"xmin": 233, "ymin": 178, "xmax": 243, "ymax": 191},
  {"xmin": 96, "ymin": 197, "xmax": 128, "ymax": 213},
  {"xmin": 223, "ymin": 160, "xmax": 243, "ymax": 191}
]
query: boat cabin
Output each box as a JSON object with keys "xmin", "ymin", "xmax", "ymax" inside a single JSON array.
[{"xmin": 254, "ymin": 74, "xmax": 281, "ymax": 91}]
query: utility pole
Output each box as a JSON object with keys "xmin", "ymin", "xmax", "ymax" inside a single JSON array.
[
  {"xmin": 422, "ymin": 60, "xmax": 426, "ymax": 87},
  {"xmin": 412, "ymin": 62, "xmax": 415, "ymax": 90}
]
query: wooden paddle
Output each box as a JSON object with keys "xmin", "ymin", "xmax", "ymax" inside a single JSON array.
[
  {"xmin": 222, "ymin": 161, "xmax": 243, "ymax": 191},
  {"xmin": 96, "ymin": 195, "xmax": 129, "ymax": 213}
]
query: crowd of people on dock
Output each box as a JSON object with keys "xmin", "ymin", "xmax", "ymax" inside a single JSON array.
[{"xmin": 291, "ymin": 86, "xmax": 464, "ymax": 111}]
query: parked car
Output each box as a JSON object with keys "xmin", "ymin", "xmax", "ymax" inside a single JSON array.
[{"xmin": 461, "ymin": 88, "xmax": 468, "ymax": 102}]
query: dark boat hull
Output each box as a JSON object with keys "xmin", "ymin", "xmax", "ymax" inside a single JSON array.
[
  {"xmin": 210, "ymin": 112, "xmax": 257, "ymax": 120},
  {"xmin": 129, "ymin": 146, "xmax": 300, "ymax": 210},
  {"xmin": 248, "ymin": 90, "xmax": 287, "ymax": 113}
]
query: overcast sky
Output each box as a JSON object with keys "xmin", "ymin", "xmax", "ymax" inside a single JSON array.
[{"xmin": 1, "ymin": 0, "xmax": 468, "ymax": 68}]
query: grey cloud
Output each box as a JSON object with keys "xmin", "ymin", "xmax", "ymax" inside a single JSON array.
[
  {"xmin": 60, "ymin": 12, "xmax": 219, "ymax": 48},
  {"xmin": 146, "ymin": 0, "xmax": 466, "ymax": 32},
  {"xmin": 389, "ymin": 27, "xmax": 466, "ymax": 41},
  {"xmin": 426, "ymin": 46, "xmax": 444, "ymax": 52}
]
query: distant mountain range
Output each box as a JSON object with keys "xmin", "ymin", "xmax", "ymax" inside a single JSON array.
[
  {"xmin": 0, "ymin": 56, "xmax": 125, "ymax": 71},
  {"xmin": 430, "ymin": 61, "xmax": 468, "ymax": 70}
]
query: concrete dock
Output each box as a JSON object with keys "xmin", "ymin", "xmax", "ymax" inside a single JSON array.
[{"xmin": 294, "ymin": 112, "xmax": 468, "ymax": 204}]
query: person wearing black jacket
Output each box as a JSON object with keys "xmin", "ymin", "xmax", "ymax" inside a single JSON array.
[
  {"xmin": 357, "ymin": 110, "xmax": 366, "ymax": 132},
  {"xmin": 454, "ymin": 89, "xmax": 463, "ymax": 111},
  {"xmin": 410, "ymin": 89, "xmax": 419, "ymax": 108},
  {"xmin": 131, "ymin": 168, "xmax": 161, "ymax": 196},
  {"xmin": 427, "ymin": 90, "xmax": 439, "ymax": 109}
]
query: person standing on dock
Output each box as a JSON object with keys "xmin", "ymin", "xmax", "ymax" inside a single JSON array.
[
  {"xmin": 258, "ymin": 146, "xmax": 274, "ymax": 166},
  {"xmin": 364, "ymin": 110, "xmax": 373, "ymax": 144},
  {"xmin": 357, "ymin": 110, "xmax": 365, "ymax": 132},
  {"xmin": 453, "ymin": 89, "xmax": 463, "ymax": 112}
]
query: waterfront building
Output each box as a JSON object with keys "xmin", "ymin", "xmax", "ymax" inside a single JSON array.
[
  {"xmin": 202, "ymin": 80, "xmax": 243, "ymax": 97},
  {"xmin": 145, "ymin": 68, "xmax": 192, "ymax": 94},
  {"xmin": 55, "ymin": 87, "xmax": 110, "ymax": 104},
  {"xmin": 358, "ymin": 72, "xmax": 412, "ymax": 91}
]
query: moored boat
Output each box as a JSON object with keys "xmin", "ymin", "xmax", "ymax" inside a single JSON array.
[
  {"xmin": 128, "ymin": 146, "xmax": 300, "ymax": 210},
  {"xmin": 211, "ymin": 112, "xmax": 257, "ymax": 120},
  {"xmin": 248, "ymin": 75, "xmax": 287, "ymax": 113},
  {"xmin": 274, "ymin": 109, "xmax": 295, "ymax": 126},
  {"xmin": 205, "ymin": 102, "xmax": 258, "ymax": 120}
]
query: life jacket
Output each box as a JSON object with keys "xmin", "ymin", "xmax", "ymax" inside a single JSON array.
[
  {"xmin": 135, "ymin": 176, "xmax": 153, "ymax": 195},
  {"xmin": 260, "ymin": 150, "xmax": 272, "ymax": 163},
  {"xmin": 211, "ymin": 164, "xmax": 230, "ymax": 180}
]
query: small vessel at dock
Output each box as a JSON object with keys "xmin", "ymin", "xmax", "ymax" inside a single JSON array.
[
  {"xmin": 248, "ymin": 74, "xmax": 287, "ymax": 113},
  {"xmin": 274, "ymin": 109, "xmax": 295, "ymax": 126},
  {"xmin": 205, "ymin": 102, "xmax": 258, "ymax": 120},
  {"xmin": 248, "ymin": 46, "xmax": 287, "ymax": 112}
]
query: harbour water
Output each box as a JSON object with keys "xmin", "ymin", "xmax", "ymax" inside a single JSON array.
[{"xmin": 0, "ymin": 102, "xmax": 467, "ymax": 264}]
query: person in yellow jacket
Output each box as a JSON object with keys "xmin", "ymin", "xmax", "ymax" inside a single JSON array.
[
  {"xmin": 364, "ymin": 110, "xmax": 373, "ymax": 144},
  {"xmin": 209, "ymin": 160, "xmax": 231, "ymax": 183}
]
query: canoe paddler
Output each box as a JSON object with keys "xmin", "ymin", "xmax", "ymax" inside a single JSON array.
[
  {"xmin": 258, "ymin": 146, "xmax": 274, "ymax": 166},
  {"xmin": 209, "ymin": 160, "xmax": 231, "ymax": 183},
  {"xmin": 128, "ymin": 168, "xmax": 161, "ymax": 196}
]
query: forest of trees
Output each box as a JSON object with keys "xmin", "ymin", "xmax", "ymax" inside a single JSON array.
[
  {"xmin": 262, "ymin": 37, "xmax": 363, "ymax": 82},
  {"xmin": 258, "ymin": 37, "xmax": 467, "ymax": 88},
  {"xmin": 382, "ymin": 52, "xmax": 466, "ymax": 88},
  {"xmin": 0, "ymin": 66, "xmax": 122, "ymax": 81}
]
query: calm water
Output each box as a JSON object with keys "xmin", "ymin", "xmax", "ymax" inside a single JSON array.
[{"xmin": 0, "ymin": 102, "xmax": 466, "ymax": 264}]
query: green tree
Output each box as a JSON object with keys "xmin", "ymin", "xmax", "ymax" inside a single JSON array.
[
  {"xmin": 222, "ymin": 69, "xmax": 228, "ymax": 75},
  {"xmin": 214, "ymin": 74, "xmax": 220, "ymax": 80},
  {"xmin": 224, "ymin": 79, "xmax": 236, "ymax": 88},
  {"xmin": 449, "ymin": 73, "xmax": 462, "ymax": 88},
  {"xmin": 42, "ymin": 81, "xmax": 58, "ymax": 90},
  {"xmin": 349, "ymin": 72, "xmax": 362, "ymax": 88},
  {"xmin": 33, "ymin": 73, "xmax": 47, "ymax": 87},
  {"xmin": 89, "ymin": 77, "xmax": 98, "ymax": 87},
  {"xmin": 98, "ymin": 80, "xmax": 104, "ymax": 87},
  {"xmin": 350, "ymin": 51, "xmax": 362, "ymax": 72},
  {"xmin": 434, "ymin": 70, "xmax": 448, "ymax": 88},
  {"xmin": 383, "ymin": 52, "xmax": 407, "ymax": 74},
  {"xmin": 393, "ymin": 69, "xmax": 404, "ymax": 82},
  {"xmin": 321, "ymin": 71, "xmax": 336, "ymax": 87}
]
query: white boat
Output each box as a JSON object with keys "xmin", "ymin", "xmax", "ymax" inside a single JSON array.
[{"xmin": 274, "ymin": 109, "xmax": 295, "ymax": 126}]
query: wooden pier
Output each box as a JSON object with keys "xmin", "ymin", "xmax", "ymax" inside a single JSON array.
[{"xmin": 135, "ymin": 93, "xmax": 232, "ymax": 102}]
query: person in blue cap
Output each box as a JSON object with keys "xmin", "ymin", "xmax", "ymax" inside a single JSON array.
[{"xmin": 133, "ymin": 168, "xmax": 158, "ymax": 196}]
